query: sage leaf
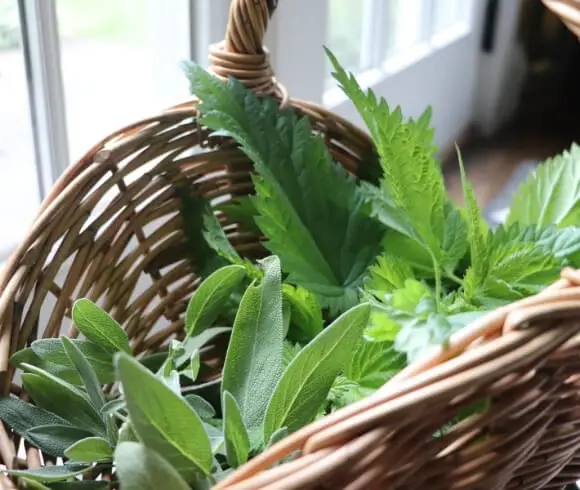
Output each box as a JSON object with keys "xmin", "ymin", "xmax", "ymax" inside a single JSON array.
[
  {"xmin": 118, "ymin": 420, "xmax": 138, "ymax": 443},
  {"xmin": 185, "ymin": 265, "xmax": 246, "ymax": 336},
  {"xmin": 6, "ymin": 464, "xmax": 89, "ymax": 483},
  {"xmin": 100, "ymin": 398, "xmax": 125, "ymax": 417},
  {"xmin": 64, "ymin": 437, "xmax": 113, "ymax": 462},
  {"xmin": 29, "ymin": 339, "xmax": 114, "ymax": 384},
  {"xmin": 72, "ymin": 299, "xmax": 131, "ymax": 354},
  {"xmin": 176, "ymin": 327, "xmax": 231, "ymax": 368},
  {"xmin": 61, "ymin": 337, "xmax": 105, "ymax": 409},
  {"xmin": 0, "ymin": 397, "xmax": 69, "ymax": 437},
  {"xmin": 263, "ymin": 302, "xmax": 371, "ymax": 442},
  {"xmin": 266, "ymin": 426, "xmax": 288, "ymax": 448},
  {"xmin": 115, "ymin": 442, "xmax": 190, "ymax": 490},
  {"xmin": 221, "ymin": 256, "xmax": 284, "ymax": 434},
  {"xmin": 21, "ymin": 366, "xmax": 105, "ymax": 436},
  {"xmin": 115, "ymin": 353, "xmax": 212, "ymax": 482},
  {"xmin": 25, "ymin": 425, "xmax": 94, "ymax": 457},
  {"xmin": 184, "ymin": 395, "xmax": 215, "ymax": 420},
  {"xmin": 47, "ymin": 483, "xmax": 110, "ymax": 489},
  {"xmin": 223, "ymin": 391, "xmax": 250, "ymax": 468}
]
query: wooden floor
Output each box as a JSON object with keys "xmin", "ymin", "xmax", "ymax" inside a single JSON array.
[{"xmin": 444, "ymin": 125, "xmax": 577, "ymax": 207}]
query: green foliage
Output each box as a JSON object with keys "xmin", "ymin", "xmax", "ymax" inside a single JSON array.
[
  {"xmin": 115, "ymin": 353, "xmax": 213, "ymax": 483},
  {"xmin": 507, "ymin": 143, "xmax": 580, "ymax": 228},
  {"xmin": 185, "ymin": 265, "xmax": 245, "ymax": 336},
  {"xmin": 221, "ymin": 256, "xmax": 285, "ymax": 437},
  {"xmin": 222, "ymin": 391, "xmax": 250, "ymax": 468},
  {"xmin": 184, "ymin": 60, "xmax": 384, "ymax": 312},
  {"xmin": 64, "ymin": 437, "xmax": 113, "ymax": 462},
  {"xmin": 263, "ymin": 303, "xmax": 371, "ymax": 442},
  {"xmin": 72, "ymin": 299, "xmax": 131, "ymax": 354},
  {"xmin": 115, "ymin": 442, "xmax": 191, "ymax": 490}
]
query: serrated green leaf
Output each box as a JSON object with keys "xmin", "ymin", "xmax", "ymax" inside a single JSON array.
[
  {"xmin": 365, "ymin": 254, "xmax": 415, "ymax": 296},
  {"xmin": 185, "ymin": 265, "xmax": 245, "ymax": 336},
  {"xmin": 184, "ymin": 395, "xmax": 216, "ymax": 421},
  {"xmin": 72, "ymin": 299, "xmax": 130, "ymax": 354},
  {"xmin": 29, "ymin": 339, "xmax": 114, "ymax": 384},
  {"xmin": 21, "ymin": 367, "xmax": 105, "ymax": 436},
  {"xmin": 263, "ymin": 303, "xmax": 371, "ymax": 442},
  {"xmin": 282, "ymin": 284, "xmax": 323, "ymax": 342},
  {"xmin": 221, "ymin": 256, "xmax": 284, "ymax": 435},
  {"xmin": 282, "ymin": 342, "xmax": 302, "ymax": 369},
  {"xmin": 6, "ymin": 464, "xmax": 89, "ymax": 483},
  {"xmin": 0, "ymin": 396, "xmax": 70, "ymax": 439},
  {"xmin": 507, "ymin": 143, "xmax": 580, "ymax": 228},
  {"xmin": 441, "ymin": 202, "xmax": 469, "ymax": 272},
  {"xmin": 115, "ymin": 442, "xmax": 190, "ymax": 490},
  {"xmin": 115, "ymin": 353, "xmax": 212, "ymax": 482},
  {"xmin": 61, "ymin": 337, "xmax": 105, "ymax": 410},
  {"xmin": 458, "ymin": 148, "xmax": 489, "ymax": 283},
  {"xmin": 185, "ymin": 60, "xmax": 383, "ymax": 312},
  {"xmin": 218, "ymin": 197, "xmax": 261, "ymax": 234},
  {"xmin": 64, "ymin": 437, "xmax": 112, "ymax": 462},
  {"xmin": 344, "ymin": 339, "xmax": 405, "ymax": 388},
  {"xmin": 223, "ymin": 391, "xmax": 250, "ymax": 468},
  {"xmin": 328, "ymin": 50, "xmax": 446, "ymax": 260},
  {"xmin": 24, "ymin": 425, "xmax": 94, "ymax": 457}
]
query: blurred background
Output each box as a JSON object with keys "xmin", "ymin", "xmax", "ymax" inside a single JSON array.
[{"xmin": 0, "ymin": 0, "xmax": 579, "ymax": 262}]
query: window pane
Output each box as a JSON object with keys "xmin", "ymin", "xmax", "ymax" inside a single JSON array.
[
  {"xmin": 0, "ymin": 0, "xmax": 40, "ymax": 256},
  {"xmin": 326, "ymin": 0, "xmax": 365, "ymax": 73},
  {"xmin": 433, "ymin": 0, "xmax": 462, "ymax": 33},
  {"xmin": 383, "ymin": 0, "xmax": 424, "ymax": 59},
  {"xmin": 56, "ymin": 0, "xmax": 190, "ymax": 161}
]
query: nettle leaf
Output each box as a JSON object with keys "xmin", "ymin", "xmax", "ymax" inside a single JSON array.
[
  {"xmin": 365, "ymin": 254, "xmax": 415, "ymax": 296},
  {"xmin": 115, "ymin": 442, "xmax": 190, "ymax": 490},
  {"xmin": 21, "ymin": 366, "xmax": 105, "ymax": 436},
  {"xmin": 282, "ymin": 284, "xmax": 323, "ymax": 342},
  {"xmin": 72, "ymin": 299, "xmax": 131, "ymax": 354},
  {"xmin": 507, "ymin": 143, "xmax": 580, "ymax": 228},
  {"xmin": 116, "ymin": 353, "xmax": 212, "ymax": 482},
  {"xmin": 221, "ymin": 256, "xmax": 284, "ymax": 436},
  {"xmin": 282, "ymin": 342, "xmax": 302, "ymax": 369},
  {"xmin": 186, "ymin": 61, "xmax": 383, "ymax": 312},
  {"xmin": 218, "ymin": 197, "xmax": 261, "ymax": 235},
  {"xmin": 441, "ymin": 202, "xmax": 469, "ymax": 272},
  {"xmin": 61, "ymin": 337, "xmax": 105, "ymax": 409},
  {"xmin": 64, "ymin": 437, "xmax": 113, "ymax": 462},
  {"xmin": 458, "ymin": 148, "xmax": 489, "ymax": 283},
  {"xmin": 25, "ymin": 425, "xmax": 94, "ymax": 457},
  {"xmin": 6, "ymin": 464, "xmax": 89, "ymax": 483},
  {"xmin": 263, "ymin": 303, "xmax": 371, "ymax": 442},
  {"xmin": 185, "ymin": 265, "xmax": 246, "ymax": 336},
  {"xmin": 222, "ymin": 391, "xmax": 250, "ymax": 468},
  {"xmin": 464, "ymin": 224, "xmax": 563, "ymax": 302},
  {"xmin": 344, "ymin": 339, "xmax": 406, "ymax": 389},
  {"xmin": 328, "ymin": 50, "xmax": 448, "ymax": 262}
]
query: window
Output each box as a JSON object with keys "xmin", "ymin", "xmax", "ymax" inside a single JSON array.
[
  {"xmin": 2, "ymin": 0, "xmax": 479, "ymax": 260},
  {"xmin": 0, "ymin": 0, "xmax": 40, "ymax": 256},
  {"xmin": 56, "ymin": 0, "xmax": 191, "ymax": 161}
]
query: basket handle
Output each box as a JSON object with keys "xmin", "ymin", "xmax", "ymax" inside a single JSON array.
[
  {"xmin": 542, "ymin": 0, "xmax": 580, "ymax": 38},
  {"xmin": 208, "ymin": 0, "xmax": 287, "ymax": 101}
]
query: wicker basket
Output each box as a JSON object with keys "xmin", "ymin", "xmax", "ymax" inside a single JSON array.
[
  {"xmin": 543, "ymin": 0, "xmax": 580, "ymax": 37},
  {"xmin": 1, "ymin": 0, "xmax": 580, "ymax": 488}
]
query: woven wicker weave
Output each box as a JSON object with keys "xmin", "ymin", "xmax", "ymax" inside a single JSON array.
[{"xmin": 1, "ymin": 0, "xmax": 580, "ymax": 489}]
